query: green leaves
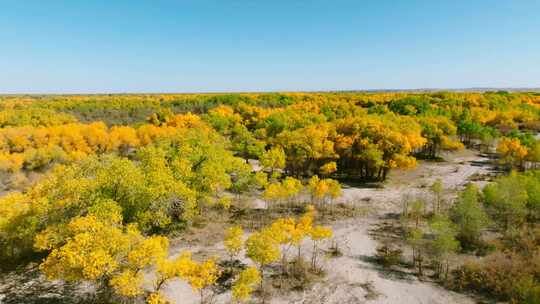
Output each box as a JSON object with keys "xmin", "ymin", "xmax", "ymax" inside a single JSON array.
[{"xmin": 450, "ymin": 184, "xmax": 489, "ymax": 245}]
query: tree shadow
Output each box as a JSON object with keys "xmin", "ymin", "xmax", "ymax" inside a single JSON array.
[
  {"xmin": 0, "ymin": 266, "xmax": 96, "ymax": 304},
  {"xmin": 355, "ymin": 254, "xmax": 416, "ymax": 283}
]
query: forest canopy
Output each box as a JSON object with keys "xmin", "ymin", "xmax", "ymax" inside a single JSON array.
[{"xmin": 1, "ymin": 91, "xmax": 540, "ymax": 303}]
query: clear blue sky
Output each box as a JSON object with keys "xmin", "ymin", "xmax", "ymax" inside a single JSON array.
[{"xmin": 1, "ymin": 0, "xmax": 539, "ymax": 93}]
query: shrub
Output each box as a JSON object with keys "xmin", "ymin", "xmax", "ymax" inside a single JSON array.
[
  {"xmin": 375, "ymin": 244, "xmax": 403, "ymax": 268},
  {"xmin": 452, "ymin": 252, "xmax": 540, "ymax": 302}
]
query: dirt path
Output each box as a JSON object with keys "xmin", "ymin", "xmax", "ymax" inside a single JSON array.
[{"xmin": 163, "ymin": 149, "xmax": 493, "ymax": 304}]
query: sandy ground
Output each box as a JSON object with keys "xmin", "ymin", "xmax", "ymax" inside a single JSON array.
[{"xmin": 161, "ymin": 150, "xmax": 494, "ymax": 304}]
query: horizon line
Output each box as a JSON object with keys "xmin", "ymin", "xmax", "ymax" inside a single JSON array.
[{"xmin": 1, "ymin": 86, "xmax": 540, "ymax": 96}]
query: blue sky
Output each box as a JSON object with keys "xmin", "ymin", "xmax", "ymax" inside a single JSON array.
[{"xmin": 1, "ymin": 0, "xmax": 539, "ymax": 93}]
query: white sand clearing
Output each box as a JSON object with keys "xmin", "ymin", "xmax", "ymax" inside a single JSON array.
[{"xmin": 162, "ymin": 149, "xmax": 491, "ymax": 303}]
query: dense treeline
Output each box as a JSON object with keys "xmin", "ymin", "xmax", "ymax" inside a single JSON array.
[{"xmin": 1, "ymin": 91, "xmax": 539, "ymax": 178}]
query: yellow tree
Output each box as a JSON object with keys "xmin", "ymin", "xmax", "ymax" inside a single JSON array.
[
  {"xmin": 308, "ymin": 176, "xmax": 342, "ymax": 206},
  {"xmin": 260, "ymin": 146, "xmax": 286, "ymax": 176},
  {"xmin": 108, "ymin": 126, "xmax": 140, "ymax": 154},
  {"xmin": 154, "ymin": 251, "xmax": 196, "ymax": 292},
  {"xmin": 269, "ymin": 217, "xmax": 296, "ymax": 273},
  {"xmin": 281, "ymin": 176, "xmax": 303, "ymax": 205},
  {"xmin": 109, "ymin": 234, "xmax": 170, "ymax": 298},
  {"xmin": 309, "ymin": 225, "xmax": 333, "ymax": 270},
  {"xmin": 262, "ymin": 182, "xmax": 286, "ymax": 208},
  {"xmin": 292, "ymin": 206, "xmax": 315, "ymax": 259},
  {"xmin": 146, "ymin": 292, "xmax": 170, "ymax": 304},
  {"xmin": 182, "ymin": 255, "xmax": 220, "ymax": 304},
  {"xmin": 497, "ymin": 137, "xmax": 528, "ymax": 170},
  {"xmin": 245, "ymin": 229, "xmax": 280, "ymax": 290},
  {"xmin": 37, "ymin": 215, "xmax": 131, "ymax": 283},
  {"xmin": 232, "ymin": 266, "xmax": 261, "ymax": 303},
  {"xmin": 224, "ymin": 225, "xmax": 244, "ymax": 261},
  {"xmin": 263, "ymin": 176, "xmax": 304, "ymax": 209},
  {"xmin": 319, "ymin": 161, "xmax": 337, "ymax": 177},
  {"xmin": 36, "ymin": 213, "xmax": 172, "ymax": 301}
]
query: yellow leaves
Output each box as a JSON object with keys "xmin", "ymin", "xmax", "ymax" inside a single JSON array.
[
  {"xmin": 0, "ymin": 108, "xmax": 77, "ymax": 128},
  {"xmin": 187, "ymin": 258, "xmax": 219, "ymax": 290},
  {"xmin": 269, "ymin": 218, "xmax": 296, "ymax": 245},
  {"xmin": 36, "ymin": 215, "xmax": 203, "ymax": 300},
  {"xmin": 38, "ymin": 214, "xmax": 160, "ymax": 283},
  {"xmin": 295, "ymin": 208, "xmax": 314, "ymax": 244},
  {"xmin": 246, "ymin": 230, "xmax": 281, "ymax": 266},
  {"xmin": 224, "ymin": 225, "xmax": 244, "ymax": 259},
  {"xmin": 0, "ymin": 192, "xmax": 30, "ymax": 229},
  {"xmin": 334, "ymin": 114, "xmax": 425, "ymax": 175},
  {"xmin": 282, "ymin": 176, "xmax": 303, "ymax": 197},
  {"xmin": 232, "ymin": 266, "xmax": 261, "ymax": 302},
  {"xmin": 108, "ymin": 126, "xmax": 140, "ymax": 152},
  {"xmin": 309, "ymin": 175, "xmax": 328, "ymax": 200},
  {"xmin": 310, "ymin": 225, "xmax": 333, "ymax": 241},
  {"xmin": 320, "ymin": 161, "xmax": 337, "ymax": 175},
  {"xmin": 110, "ymin": 269, "xmax": 144, "ymax": 297},
  {"xmin": 38, "ymin": 215, "xmax": 129, "ymax": 281},
  {"xmin": 87, "ymin": 199, "xmax": 123, "ymax": 225},
  {"xmin": 127, "ymin": 236, "xmax": 169, "ymax": 270},
  {"xmin": 497, "ymin": 137, "xmax": 529, "ymax": 168},
  {"xmin": 166, "ymin": 112, "xmax": 206, "ymax": 129},
  {"xmin": 6, "ymin": 129, "xmax": 32, "ymax": 152},
  {"xmin": 254, "ymin": 171, "xmax": 268, "ymax": 188},
  {"xmin": 0, "ymin": 113, "xmax": 222, "ymax": 173},
  {"xmin": 0, "ymin": 152, "xmax": 24, "ymax": 172},
  {"xmin": 153, "ymin": 251, "xmax": 197, "ymax": 294},
  {"xmin": 308, "ymin": 176, "xmax": 342, "ymax": 202},
  {"xmin": 217, "ymin": 196, "xmax": 232, "ymax": 210},
  {"xmin": 260, "ymin": 146, "xmax": 286, "ymax": 171},
  {"xmin": 263, "ymin": 177, "xmax": 304, "ymax": 205},
  {"xmin": 208, "ymin": 105, "xmax": 242, "ymax": 121},
  {"xmin": 81, "ymin": 122, "xmax": 109, "ymax": 152},
  {"xmin": 34, "ymin": 225, "xmax": 65, "ymax": 251},
  {"xmin": 40, "ymin": 234, "xmax": 119, "ymax": 281},
  {"xmin": 263, "ymin": 182, "xmax": 286, "ymax": 202},
  {"xmin": 146, "ymin": 292, "xmax": 170, "ymax": 304},
  {"xmin": 155, "ymin": 257, "xmax": 181, "ymax": 284},
  {"xmin": 498, "ymin": 137, "xmax": 528, "ymax": 159},
  {"xmin": 137, "ymin": 121, "xmax": 187, "ymax": 146},
  {"xmin": 391, "ymin": 154, "xmax": 417, "ymax": 169},
  {"xmin": 266, "ymin": 206, "xmax": 315, "ymax": 248},
  {"xmin": 157, "ymin": 250, "xmax": 220, "ymax": 293},
  {"xmin": 441, "ymin": 136, "xmax": 464, "ymax": 151},
  {"xmin": 276, "ymin": 123, "xmax": 338, "ymax": 165},
  {"xmin": 174, "ymin": 251, "xmax": 197, "ymax": 278}
]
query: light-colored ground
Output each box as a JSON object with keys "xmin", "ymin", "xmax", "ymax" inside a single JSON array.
[
  {"xmin": 162, "ymin": 150, "xmax": 493, "ymax": 304},
  {"xmin": 269, "ymin": 218, "xmax": 474, "ymax": 304}
]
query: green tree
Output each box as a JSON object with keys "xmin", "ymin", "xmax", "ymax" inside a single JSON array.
[
  {"xmin": 430, "ymin": 179, "xmax": 444, "ymax": 214},
  {"xmin": 406, "ymin": 227, "xmax": 426, "ymax": 276},
  {"xmin": 427, "ymin": 215, "xmax": 460, "ymax": 279},
  {"xmin": 260, "ymin": 146, "xmax": 286, "ymax": 176},
  {"xmin": 483, "ymin": 175, "xmax": 528, "ymax": 232},
  {"xmin": 450, "ymin": 184, "xmax": 489, "ymax": 248}
]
